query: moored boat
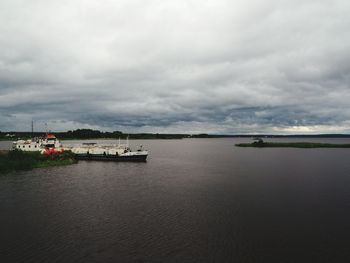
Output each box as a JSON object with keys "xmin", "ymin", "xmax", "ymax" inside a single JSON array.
[
  {"xmin": 12, "ymin": 134, "xmax": 65, "ymax": 155},
  {"xmin": 13, "ymin": 134, "xmax": 148, "ymax": 161},
  {"xmin": 67, "ymin": 142, "xmax": 148, "ymax": 162}
]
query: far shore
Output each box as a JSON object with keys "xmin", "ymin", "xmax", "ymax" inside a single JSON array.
[
  {"xmin": 1, "ymin": 129, "xmax": 350, "ymax": 141},
  {"xmin": 236, "ymin": 141, "xmax": 350, "ymax": 148}
]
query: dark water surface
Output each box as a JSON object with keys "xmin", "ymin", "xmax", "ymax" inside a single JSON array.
[{"xmin": 1, "ymin": 138, "xmax": 350, "ymax": 262}]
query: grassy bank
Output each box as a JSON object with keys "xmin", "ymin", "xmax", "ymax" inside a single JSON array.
[
  {"xmin": 236, "ymin": 141, "xmax": 350, "ymax": 148},
  {"xmin": 0, "ymin": 150, "xmax": 77, "ymax": 174}
]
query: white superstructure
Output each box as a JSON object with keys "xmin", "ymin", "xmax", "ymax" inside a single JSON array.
[
  {"xmin": 63, "ymin": 138, "xmax": 148, "ymax": 161},
  {"xmin": 66, "ymin": 142, "xmax": 148, "ymax": 158},
  {"xmin": 12, "ymin": 134, "xmax": 64, "ymax": 154}
]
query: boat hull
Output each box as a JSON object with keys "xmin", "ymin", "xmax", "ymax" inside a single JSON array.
[{"xmin": 75, "ymin": 153, "xmax": 148, "ymax": 162}]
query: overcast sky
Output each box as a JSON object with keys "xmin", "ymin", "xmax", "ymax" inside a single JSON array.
[{"xmin": 0, "ymin": 0, "xmax": 349, "ymax": 134}]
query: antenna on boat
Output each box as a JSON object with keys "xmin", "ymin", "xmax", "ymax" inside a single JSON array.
[
  {"xmin": 126, "ymin": 135, "xmax": 129, "ymax": 148},
  {"xmin": 45, "ymin": 123, "xmax": 48, "ymax": 136},
  {"xmin": 31, "ymin": 119, "xmax": 34, "ymax": 138},
  {"xmin": 118, "ymin": 137, "xmax": 121, "ymax": 146}
]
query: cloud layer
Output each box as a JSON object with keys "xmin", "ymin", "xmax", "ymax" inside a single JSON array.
[{"xmin": 1, "ymin": 0, "xmax": 350, "ymax": 133}]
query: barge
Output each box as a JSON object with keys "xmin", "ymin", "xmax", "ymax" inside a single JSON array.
[{"xmin": 68, "ymin": 142, "xmax": 148, "ymax": 162}]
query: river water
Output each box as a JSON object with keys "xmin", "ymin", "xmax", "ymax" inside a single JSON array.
[{"xmin": 1, "ymin": 138, "xmax": 350, "ymax": 262}]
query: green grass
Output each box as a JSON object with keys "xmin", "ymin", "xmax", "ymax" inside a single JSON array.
[
  {"xmin": 0, "ymin": 150, "xmax": 77, "ymax": 174},
  {"xmin": 236, "ymin": 141, "xmax": 350, "ymax": 148}
]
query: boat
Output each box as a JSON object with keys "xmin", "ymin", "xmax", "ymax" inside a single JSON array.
[
  {"xmin": 12, "ymin": 134, "xmax": 65, "ymax": 155},
  {"xmin": 13, "ymin": 133, "xmax": 148, "ymax": 161},
  {"xmin": 66, "ymin": 140, "xmax": 148, "ymax": 162}
]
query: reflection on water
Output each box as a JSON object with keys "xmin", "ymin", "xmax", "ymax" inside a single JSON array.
[{"xmin": 1, "ymin": 138, "xmax": 350, "ymax": 262}]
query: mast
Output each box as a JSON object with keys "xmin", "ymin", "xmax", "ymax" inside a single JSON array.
[
  {"xmin": 45, "ymin": 123, "xmax": 48, "ymax": 137},
  {"xmin": 31, "ymin": 119, "xmax": 34, "ymax": 138}
]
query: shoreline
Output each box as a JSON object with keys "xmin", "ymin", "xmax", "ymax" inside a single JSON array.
[
  {"xmin": 236, "ymin": 142, "xmax": 350, "ymax": 148},
  {"xmin": 0, "ymin": 150, "xmax": 77, "ymax": 174}
]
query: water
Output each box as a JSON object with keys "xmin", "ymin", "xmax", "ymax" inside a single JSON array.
[{"xmin": 1, "ymin": 138, "xmax": 350, "ymax": 262}]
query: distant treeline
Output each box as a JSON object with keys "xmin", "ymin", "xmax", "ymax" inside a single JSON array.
[
  {"xmin": 0, "ymin": 129, "xmax": 191, "ymax": 140},
  {"xmin": 1, "ymin": 129, "xmax": 350, "ymax": 140}
]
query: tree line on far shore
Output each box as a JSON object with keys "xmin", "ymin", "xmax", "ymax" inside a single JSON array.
[{"xmin": 0, "ymin": 129, "xmax": 196, "ymax": 140}]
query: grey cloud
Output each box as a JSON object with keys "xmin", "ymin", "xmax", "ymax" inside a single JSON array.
[{"xmin": 0, "ymin": 0, "xmax": 350, "ymax": 133}]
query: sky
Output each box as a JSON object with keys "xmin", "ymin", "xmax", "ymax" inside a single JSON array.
[{"xmin": 0, "ymin": 0, "xmax": 349, "ymax": 134}]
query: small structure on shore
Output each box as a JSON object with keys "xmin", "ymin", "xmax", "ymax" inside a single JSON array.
[{"xmin": 252, "ymin": 137, "xmax": 264, "ymax": 146}]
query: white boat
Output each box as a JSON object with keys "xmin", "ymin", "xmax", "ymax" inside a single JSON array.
[
  {"xmin": 12, "ymin": 134, "xmax": 64, "ymax": 154},
  {"xmin": 13, "ymin": 134, "xmax": 148, "ymax": 161},
  {"xmin": 66, "ymin": 140, "xmax": 148, "ymax": 162}
]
